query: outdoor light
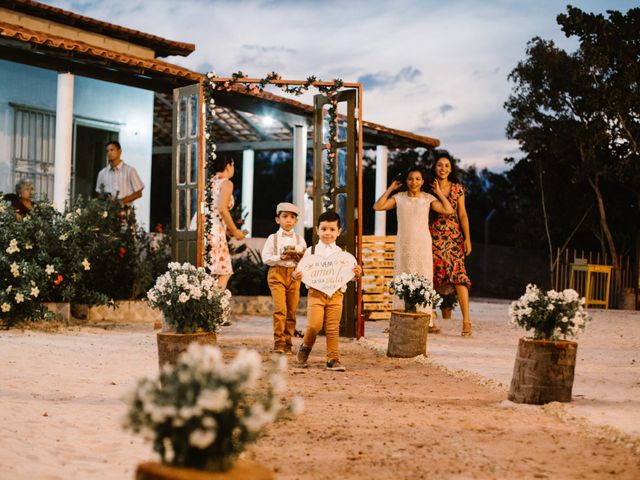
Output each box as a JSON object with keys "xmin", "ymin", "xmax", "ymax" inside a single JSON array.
[{"xmin": 261, "ymin": 115, "xmax": 274, "ymax": 126}]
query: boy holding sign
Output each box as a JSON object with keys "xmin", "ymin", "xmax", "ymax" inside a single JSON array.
[
  {"xmin": 261, "ymin": 202, "xmax": 307, "ymax": 354},
  {"xmin": 293, "ymin": 211, "xmax": 362, "ymax": 371}
]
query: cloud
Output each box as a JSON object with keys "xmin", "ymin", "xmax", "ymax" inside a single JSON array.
[
  {"xmin": 439, "ymin": 104, "xmax": 454, "ymax": 116},
  {"xmin": 357, "ymin": 66, "xmax": 421, "ymax": 90}
]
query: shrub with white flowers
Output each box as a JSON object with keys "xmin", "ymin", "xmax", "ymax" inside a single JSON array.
[
  {"xmin": 124, "ymin": 343, "xmax": 302, "ymax": 472},
  {"xmin": 147, "ymin": 262, "xmax": 230, "ymax": 333},
  {"xmin": 389, "ymin": 272, "xmax": 442, "ymax": 313},
  {"xmin": 508, "ymin": 284, "xmax": 590, "ymax": 340}
]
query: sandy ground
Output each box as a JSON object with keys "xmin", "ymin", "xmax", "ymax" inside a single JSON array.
[{"xmin": 0, "ymin": 301, "xmax": 639, "ymax": 479}]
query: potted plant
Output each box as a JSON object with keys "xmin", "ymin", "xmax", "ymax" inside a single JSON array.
[
  {"xmin": 147, "ymin": 262, "xmax": 230, "ymax": 367},
  {"xmin": 507, "ymin": 284, "xmax": 590, "ymax": 404},
  {"xmin": 125, "ymin": 343, "xmax": 302, "ymax": 478},
  {"xmin": 386, "ymin": 273, "xmax": 442, "ymax": 358},
  {"xmin": 439, "ymin": 292, "xmax": 458, "ymax": 319}
]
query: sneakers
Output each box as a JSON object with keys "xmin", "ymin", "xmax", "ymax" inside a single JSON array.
[
  {"xmin": 296, "ymin": 345, "xmax": 311, "ymax": 367},
  {"xmin": 326, "ymin": 359, "xmax": 346, "ymax": 372},
  {"xmin": 284, "ymin": 345, "xmax": 294, "ymax": 355}
]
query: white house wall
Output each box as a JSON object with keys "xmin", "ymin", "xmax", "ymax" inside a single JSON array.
[{"xmin": 0, "ymin": 60, "xmax": 154, "ymax": 229}]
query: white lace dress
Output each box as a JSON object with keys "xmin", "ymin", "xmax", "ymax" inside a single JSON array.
[{"xmin": 393, "ymin": 191, "xmax": 436, "ymax": 311}]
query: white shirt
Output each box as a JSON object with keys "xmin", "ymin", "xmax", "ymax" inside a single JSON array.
[
  {"xmin": 303, "ymin": 192, "xmax": 314, "ymax": 229},
  {"xmin": 261, "ymin": 228, "xmax": 307, "ymax": 267},
  {"xmin": 96, "ymin": 161, "xmax": 144, "ymax": 199}
]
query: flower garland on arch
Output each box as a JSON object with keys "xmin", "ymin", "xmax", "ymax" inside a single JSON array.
[{"xmin": 202, "ymin": 71, "xmax": 344, "ymax": 269}]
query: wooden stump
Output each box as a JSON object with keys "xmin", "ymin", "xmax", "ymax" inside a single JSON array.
[
  {"xmin": 440, "ymin": 307, "xmax": 452, "ymax": 319},
  {"xmin": 156, "ymin": 332, "xmax": 217, "ymax": 369},
  {"xmin": 387, "ymin": 310, "xmax": 429, "ymax": 358},
  {"xmin": 136, "ymin": 460, "xmax": 273, "ymax": 480},
  {"xmin": 508, "ymin": 338, "xmax": 577, "ymax": 405}
]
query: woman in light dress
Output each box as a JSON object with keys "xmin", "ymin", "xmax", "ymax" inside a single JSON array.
[
  {"xmin": 207, "ymin": 154, "xmax": 245, "ymax": 290},
  {"xmin": 373, "ymin": 166, "xmax": 454, "ymax": 332}
]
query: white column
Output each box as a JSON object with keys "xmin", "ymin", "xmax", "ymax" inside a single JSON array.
[
  {"xmin": 374, "ymin": 145, "xmax": 388, "ymax": 235},
  {"xmin": 241, "ymin": 149, "xmax": 254, "ymax": 236},
  {"xmin": 292, "ymin": 124, "xmax": 307, "ymax": 236},
  {"xmin": 53, "ymin": 72, "xmax": 74, "ymax": 212}
]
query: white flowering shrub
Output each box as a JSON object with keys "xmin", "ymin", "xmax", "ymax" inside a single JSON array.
[
  {"xmin": 389, "ymin": 272, "xmax": 442, "ymax": 312},
  {"xmin": 508, "ymin": 284, "xmax": 590, "ymax": 340},
  {"xmin": 124, "ymin": 343, "xmax": 302, "ymax": 472},
  {"xmin": 147, "ymin": 263, "xmax": 230, "ymax": 333}
]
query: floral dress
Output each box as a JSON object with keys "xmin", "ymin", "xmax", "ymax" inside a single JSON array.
[
  {"xmin": 393, "ymin": 191, "xmax": 436, "ymax": 311},
  {"xmin": 207, "ymin": 176, "xmax": 234, "ymax": 275},
  {"xmin": 429, "ymin": 183, "xmax": 471, "ymax": 294}
]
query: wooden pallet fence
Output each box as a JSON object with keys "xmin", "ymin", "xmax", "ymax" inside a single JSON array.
[{"xmin": 361, "ymin": 235, "xmax": 396, "ymax": 320}]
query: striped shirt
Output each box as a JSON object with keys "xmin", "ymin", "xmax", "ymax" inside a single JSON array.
[{"xmin": 96, "ymin": 161, "xmax": 144, "ymax": 199}]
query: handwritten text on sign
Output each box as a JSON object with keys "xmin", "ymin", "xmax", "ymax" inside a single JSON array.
[{"xmin": 296, "ymin": 250, "xmax": 357, "ymax": 296}]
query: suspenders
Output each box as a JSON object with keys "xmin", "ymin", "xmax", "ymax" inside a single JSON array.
[{"xmin": 273, "ymin": 232, "xmax": 301, "ymax": 256}]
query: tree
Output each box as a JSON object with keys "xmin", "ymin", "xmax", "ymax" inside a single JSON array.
[{"xmin": 505, "ymin": 6, "xmax": 639, "ymax": 301}]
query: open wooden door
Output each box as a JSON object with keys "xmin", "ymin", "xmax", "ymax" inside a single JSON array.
[
  {"xmin": 313, "ymin": 89, "xmax": 359, "ymax": 337},
  {"xmin": 171, "ymin": 83, "xmax": 204, "ymax": 265}
]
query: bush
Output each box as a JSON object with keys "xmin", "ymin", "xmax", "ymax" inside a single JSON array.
[{"xmin": 228, "ymin": 248, "xmax": 269, "ymax": 296}]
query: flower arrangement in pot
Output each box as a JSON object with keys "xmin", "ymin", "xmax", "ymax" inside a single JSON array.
[
  {"xmin": 125, "ymin": 343, "xmax": 302, "ymax": 478},
  {"xmin": 388, "ymin": 272, "xmax": 442, "ymax": 313},
  {"xmin": 147, "ymin": 262, "xmax": 231, "ymax": 367},
  {"xmin": 387, "ymin": 273, "xmax": 442, "ymax": 358},
  {"xmin": 439, "ymin": 293, "xmax": 458, "ymax": 319},
  {"xmin": 507, "ymin": 284, "xmax": 590, "ymax": 404}
]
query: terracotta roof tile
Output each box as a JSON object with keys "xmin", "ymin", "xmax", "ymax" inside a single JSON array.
[{"xmin": 9, "ymin": 0, "xmax": 195, "ymax": 57}]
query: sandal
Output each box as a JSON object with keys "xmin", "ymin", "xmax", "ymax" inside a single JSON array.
[
  {"xmin": 428, "ymin": 325, "xmax": 441, "ymax": 334},
  {"xmin": 461, "ymin": 321, "xmax": 472, "ymax": 337}
]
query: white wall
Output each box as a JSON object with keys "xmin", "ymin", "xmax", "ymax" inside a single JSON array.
[{"xmin": 0, "ymin": 60, "xmax": 154, "ymax": 228}]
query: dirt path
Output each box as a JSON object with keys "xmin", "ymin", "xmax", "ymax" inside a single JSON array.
[
  {"xmin": 231, "ymin": 336, "xmax": 640, "ymax": 480},
  {"xmin": 0, "ymin": 323, "xmax": 638, "ymax": 479}
]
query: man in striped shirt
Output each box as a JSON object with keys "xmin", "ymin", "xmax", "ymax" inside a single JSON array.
[{"xmin": 95, "ymin": 141, "xmax": 144, "ymax": 205}]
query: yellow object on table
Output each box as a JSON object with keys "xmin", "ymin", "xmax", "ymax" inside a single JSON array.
[{"xmin": 569, "ymin": 262, "xmax": 613, "ymax": 309}]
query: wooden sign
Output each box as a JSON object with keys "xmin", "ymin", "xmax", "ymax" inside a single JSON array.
[{"xmin": 296, "ymin": 250, "xmax": 357, "ymax": 296}]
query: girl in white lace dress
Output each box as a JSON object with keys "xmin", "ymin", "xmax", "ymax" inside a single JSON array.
[
  {"xmin": 373, "ymin": 166, "xmax": 454, "ymax": 331},
  {"xmin": 207, "ymin": 155, "xmax": 245, "ymax": 290}
]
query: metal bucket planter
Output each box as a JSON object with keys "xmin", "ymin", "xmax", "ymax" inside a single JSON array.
[{"xmin": 508, "ymin": 338, "xmax": 578, "ymax": 404}]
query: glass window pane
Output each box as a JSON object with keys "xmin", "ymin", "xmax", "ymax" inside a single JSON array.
[
  {"xmin": 337, "ymin": 147, "xmax": 347, "ymax": 187},
  {"xmin": 178, "ymin": 189, "xmax": 186, "ymax": 231},
  {"xmin": 337, "ymin": 121, "xmax": 348, "ymax": 143},
  {"xmin": 178, "ymin": 144, "xmax": 186, "ymax": 185},
  {"xmin": 178, "ymin": 97, "xmax": 187, "ymax": 139},
  {"xmin": 189, "ymin": 141, "xmax": 198, "ymax": 184},
  {"xmin": 189, "ymin": 189, "xmax": 198, "ymax": 231},
  {"xmin": 337, "ymin": 193, "xmax": 347, "ymax": 235},
  {"xmin": 189, "ymin": 94, "xmax": 198, "ymax": 138}
]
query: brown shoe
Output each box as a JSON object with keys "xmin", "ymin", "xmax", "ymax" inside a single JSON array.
[
  {"xmin": 428, "ymin": 325, "xmax": 441, "ymax": 334},
  {"xmin": 296, "ymin": 345, "xmax": 311, "ymax": 367}
]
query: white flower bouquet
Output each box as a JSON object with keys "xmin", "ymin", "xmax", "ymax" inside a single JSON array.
[
  {"xmin": 389, "ymin": 273, "xmax": 442, "ymax": 313},
  {"xmin": 124, "ymin": 343, "xmax": 302, "ymax": 472},
  {"xmin": 147, "ymin": 262, "xmax": 230, "ymax": 334},
  {"xmin": 509, "ymin": 284, "xmax": 590, "ymax": 340}
]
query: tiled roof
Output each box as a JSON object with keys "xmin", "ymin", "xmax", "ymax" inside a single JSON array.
[
  {"xmin": 7, "ymin": 0, "xmax": 195, "ymax": 57},
  {"xmin": 0, "ymin": 20, "xmax": 202, "ymax": 84}
]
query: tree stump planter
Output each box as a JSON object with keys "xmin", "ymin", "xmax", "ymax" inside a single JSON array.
[
  {"xmin": 387, "ymin": 310, "xmax": 429, "ymax": 358},
  {"xmin": 156, "ymin": 332, "xmax": 217, "ymax": 369},
  {"xmin": 440, "ymin": 307, "xmax": 452, "ymax": 319},
  {"xmin": 136, "ymin": 460, "xmax": 273, "ymax": 480},
  {"xmin": 508, "ymin": 338, "xmax": 578, "ymax": 405}
]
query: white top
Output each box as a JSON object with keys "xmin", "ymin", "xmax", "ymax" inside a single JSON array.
[
  {"xmin": 261, "ymin": 228, "xmax": 307, "ymax": 267},
  {"xmin": 303, "ymin": 192, "xmax": 314, "ymax": 229},
  {"xmin": 96, "ymin": 161, "xmax": 144, "ymax": 199}
]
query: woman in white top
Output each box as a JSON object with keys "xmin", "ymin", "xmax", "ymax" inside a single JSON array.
[{"xmin": 373, "ymin": 166, "xmax": 454, "ymax": 331}]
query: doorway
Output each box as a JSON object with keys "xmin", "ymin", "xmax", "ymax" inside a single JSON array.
[{"xmin": 73, "ymin": 124, "xmax": 118, "ymax": 199}]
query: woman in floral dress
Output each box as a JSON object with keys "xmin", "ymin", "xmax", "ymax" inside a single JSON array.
[
  {"xmin": 207, "ymin": 154, "xmax": 245, "ymax": 290},
  {"xmin": 374, "ymin": 166, "xmax": 454, "ymax": 332},
  {"xmin": 428, "ymin": 153, "xmax": 473, "ymax": 336}
]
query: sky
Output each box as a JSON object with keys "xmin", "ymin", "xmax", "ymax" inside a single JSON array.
[{"xmin": 47, "ymin": 0, "xmax": 638, "ymax": 171}]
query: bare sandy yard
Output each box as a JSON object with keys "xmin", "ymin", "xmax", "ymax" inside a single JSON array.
[{"xmin": 0, "ymin": 301, "xmax": 638, "ymax": 479}]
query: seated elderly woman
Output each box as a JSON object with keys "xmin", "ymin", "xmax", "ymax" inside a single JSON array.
[{"xmin": 3, "ymin": 179, "xmax": 35, "ymax": 219}]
